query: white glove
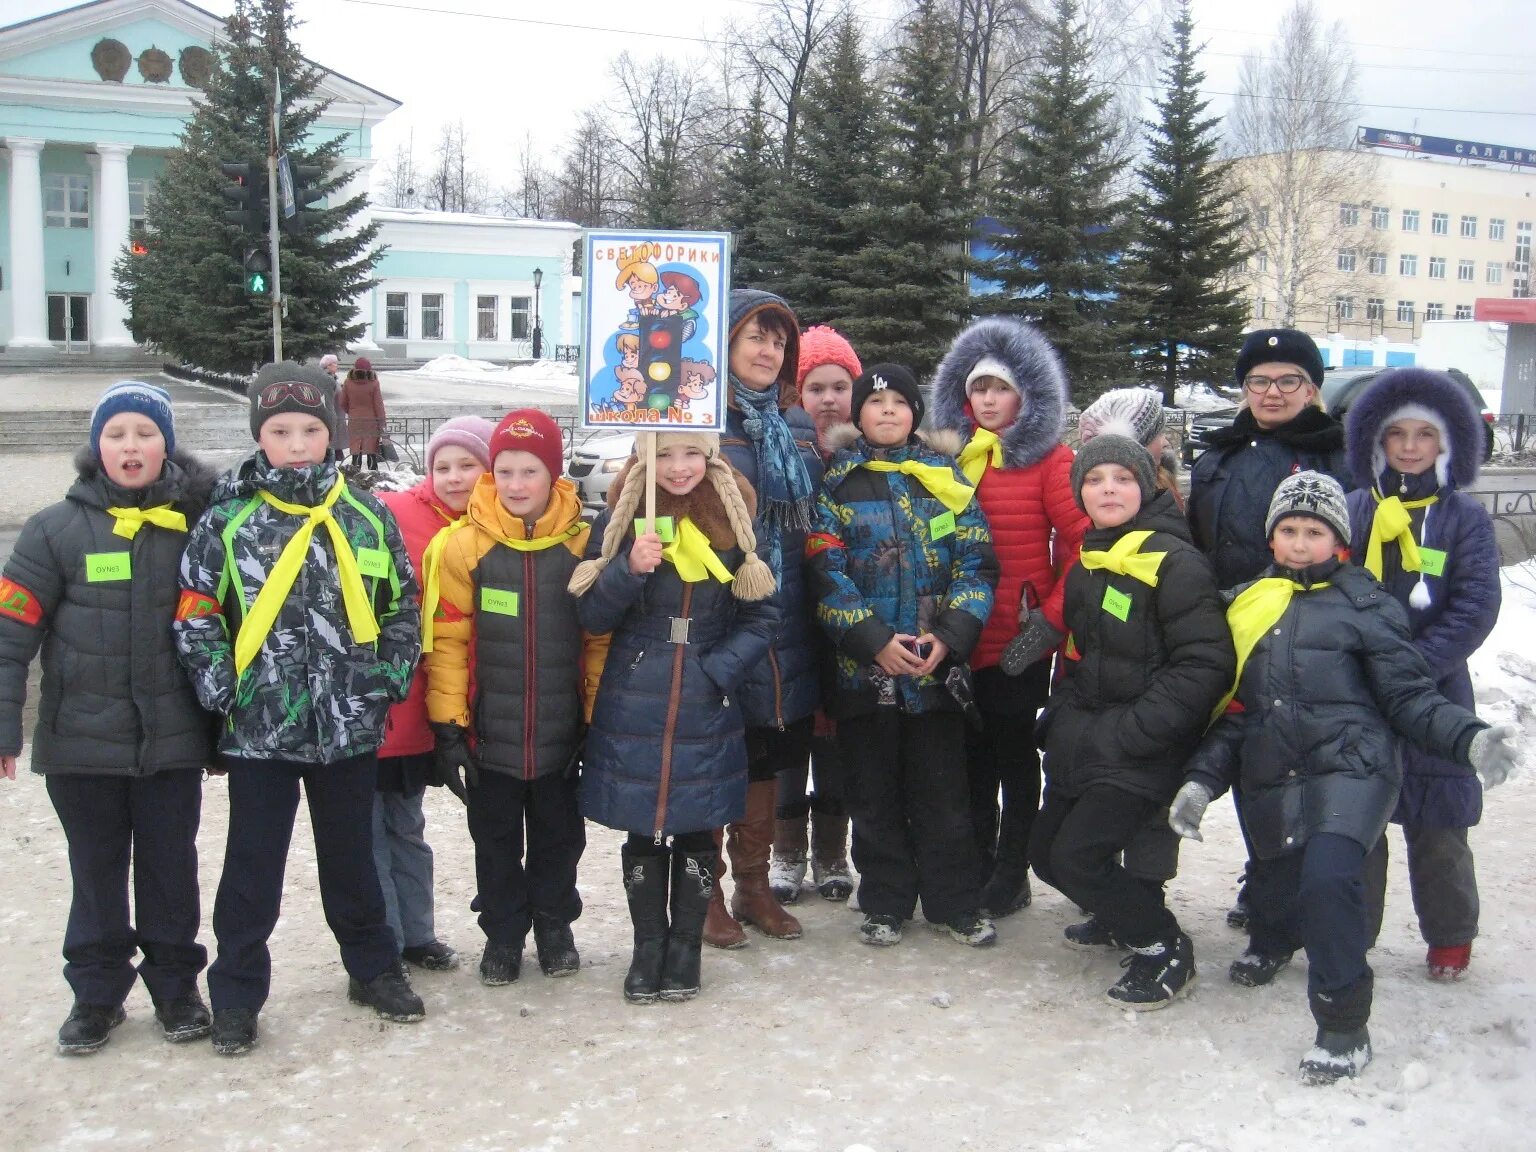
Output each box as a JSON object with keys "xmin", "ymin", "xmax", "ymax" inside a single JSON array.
[
  {"xmin": 1168, "ymin": 780, "xmax": 1213, "ymax": 841},
  {"xmin": 1468, "ymin": 723, "xmax": 1520, "ymax": 789}
]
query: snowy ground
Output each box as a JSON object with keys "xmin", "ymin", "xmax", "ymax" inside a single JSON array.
[{"xmin": 2, "ymin": 573, "xmax": 1535, "ymax": 1150}]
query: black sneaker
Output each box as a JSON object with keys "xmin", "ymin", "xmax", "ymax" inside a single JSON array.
[
  {"xmin": 154, "ymin": 992, "xmax": 212, "ymax": 1043},
  {"xmin": 1229, "ymin": 948, "xmax": 1293, "ymax": 987},
  {"xmin": 1299, "ymin": 1026, "xmax": 1372, "ymax": 1086},
  {"xmin": 947, "ymin": 913, "xmax": 999, "ymax": 947},
  {"xmin": 1106, "ymin": 933, "xmax": 1196, "ymax": 1011},
  {"xmin": 348, "ymin": 966, "xmax": 427, "ymax": 1022},
  {"xmin": 57, "ymin": 1003, "xmax": 126, "ymax": 1055},
  {"xmin": 533, "ymin": 919, "xmax": 581, "ymax": 978},
  {"xmin": 1226, "ymin": 894, "xmax": 1250, "ymax": 930},
  {"xmin": 211, "ymin": 1008, "xmax": 259, "ymax": 1057},
  {"xmin": 980, "ymin": 871, "xmax": 1032, "ymax": 918},
  {"xmin": 858, "ymin": 913, "xmax": 904, "ymax": 946},
  {"xmin": 1064, "ymin": 915, "xmax": 1123, "ymax": 949},
  {"xmin": 479, "ymin": 941, "xmax": 523, "ymax": 986},
  {"xmin": 401, "ymin": 940, "xmax": 460, "ymax": 972}
]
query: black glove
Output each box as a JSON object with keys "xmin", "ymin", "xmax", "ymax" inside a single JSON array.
[
  {"xmin": 430, "ymin": 722, "xmax": 479, "ymax": 804},
  {"xmin": 1000, "ymin": 609, "xmax": 1066, "ymax": 676}
]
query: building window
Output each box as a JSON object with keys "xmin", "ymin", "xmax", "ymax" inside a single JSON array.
[
  {"xmin": 1402, "ymin": 209, "xmax": 1420, "ymax": 232},
  {"xmin": 1487, "ymin": 262, "xmax": 1503, "ymax": 285},
  {"xmin": 1454, "ymin": 304, "xmax": 1473, "ymax": 320},
  {"xmin": 1457, "ymin": 259, "xmax": 1475, "ymax": 282},
  {"xmin": 476, "ymin": 295, "xmax": 498, "ymax": 341},
  {"xmin": 421, "ymin": 294, "xmax": 444, "ymax": 341},
  {"xmin": 1366, "ymin": 297, "xmax": 1385, "ymax": 321},
  {"xmin": 509, "ymin": 296, "xmax": 531, "ymax": 340},
  {"xmin": 1337, "ymin": 248, "xmax": 1357, "ymax": 273},
  {"xmin": 1255, "ymin": 297, "xmax": 1268, "ymax": 320},
  {"xmin": 1431, "ymin": 212, "xmax": 1449, "ymax": 236},
  {"xmin": 1426, "ymin": 302, "xmax": 1444, "ymax": 321},
  {"xmin": 1400, "ymin": 254, "xmax": 1418, "ymax": 276},
  {"xmin": 1367, "ymin": 252, "xmax": 1387, "ymax": 275},
  {"xmin": 1370, "ymin": 206, "xmax": 1389, "ymax": 230},
  {"xmin": 1460, "ymin": 215, "xmax": 1478, "ymax": 239},
  {"xmin": 1489, "ymin": 218, "xmax": 1506, "ymax": 242},
  {"xmin": 127, "ymin": 178, "xmax": 154, "ymax": 231},
  {"xmin": 1339, "ymin": 203, "xmax": 1360, "ymax": 227},
  {"xmin": 385, "ymin": 293, "xmax": 408, "ymax": 340},
  {"xmin": 1257, "ymin": 205, "xmax": 1270, "ymax": 228},
  {"xmin": 1257, "ymin": 252, "xmax": 1269, "ymax": 273},
  {"xmin": 1335, "ymin": 296, "xmax": 1355, "ymax": 320},
  {"xmin": 44, "ymin": 174, "xmax": 91, "ymax": 228},
  {"xmin": 1397, "ymin": 300, "xmax": 1415, "ymax": 323},
  {"xmin": 1428, "ymin": 256, "xmax": 1446, "ymax": 279}
]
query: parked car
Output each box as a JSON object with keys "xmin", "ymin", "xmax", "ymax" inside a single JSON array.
[
  {"xmin": 1181, "ymin": 366, "xmax": 1495, "ymax": 465},
  {"xmin": 568, "ymin": 432, "xmax": 637, "ymax": 513}
]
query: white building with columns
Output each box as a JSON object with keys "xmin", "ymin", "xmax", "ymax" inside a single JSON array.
[{"xmin": 0, "ymin": 0, "xmax": 582, "ymax": 362}]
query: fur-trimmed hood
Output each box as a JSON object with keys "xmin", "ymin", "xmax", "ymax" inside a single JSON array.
[
  {"xmin": 605, "ymin": 454, "xmax": 758, "ymax": 552},
  {"xmin": 1345, "ymin": 368, "xmax": 1483, "ymax": 491},
  {"xmin": 929, "ymin": 317, "xmax": 1069, "ymax": 469},
  {"xmin": 821, "ymin": 422, "xmax": 964, "ymax": 461},
  {"xmin": 70, "ymin": 446, "xmax": 221, "ymax": 521}
]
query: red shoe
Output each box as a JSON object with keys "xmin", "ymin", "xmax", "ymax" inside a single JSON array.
[{"xmin": 1427, "ymin": 942, "xmax": 1472, "ymax": 981}]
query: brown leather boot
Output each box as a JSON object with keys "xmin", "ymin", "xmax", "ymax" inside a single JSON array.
[
  {"xmin": 729, "ymin": 781, "xmax": 803, "ymax": 939},
  {"xmin": 702, "ymin": 828, "xmax": 747, "ymax": 950}
]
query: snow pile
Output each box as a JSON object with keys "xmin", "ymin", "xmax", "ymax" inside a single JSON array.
[
  {"xmin": 1175, "ymin": 381, "xmax": 1239, "ymax": 412},
  {"xmin": 411, "ymin": 355, "xmax": 579, "ymax": 395}
]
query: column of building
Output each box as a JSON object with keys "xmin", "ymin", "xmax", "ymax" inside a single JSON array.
[
  {"xmin": 88, "ymin": 142, "xmax": 136, "ymax": 348},
  {"xmin": 4, "ymin": 137, "xmax": 50, "ymax": 349}
]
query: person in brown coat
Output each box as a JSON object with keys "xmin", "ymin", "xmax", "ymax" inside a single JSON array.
[{"xmin": 339, "ymin": 357, "xmax": 388, "ymax": 468}]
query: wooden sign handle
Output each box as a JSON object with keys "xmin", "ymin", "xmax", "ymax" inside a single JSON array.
[{"xmin": 643, "ymin": 430, "xmax": 657, "ymax": 535}]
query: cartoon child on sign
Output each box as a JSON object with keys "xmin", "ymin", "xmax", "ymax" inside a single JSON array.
[
  {"xmin": 616, "ymin": 333, "xmax": 640, "ymax": 370},
  {"xmin": 613, "ymin": 366, "xmax": 648, "ymax": 408},
  {"xmin": 678, "ymin": 359, "xmax": 716, "ymax": 421},
  {"xmin": 655, "ymin": 271, "xmax": 701, "ymax": 342},
  {"xmin": 617, "ymin": 253, "xmax": 661, "ymax": 330}
]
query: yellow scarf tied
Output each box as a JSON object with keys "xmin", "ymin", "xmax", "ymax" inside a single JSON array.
[
  {"xmin": 421, "ymin": 520, "xmax": 584, "ymax": 652},
  {"xmin": 957, "ymin": 428, "xmax": 1004, "ymax": 486},
  {"xmin": 108, "ymin": 504, "xmax": 187, "ymax": 540},
  {"xmin": 1078, "ymin": 530, "xmax": 1166, "ymax": 588},
  {"xmin": 861, "ymin": 459, "xmax": 976, "ymax": 514},
  {"xmin": 236, "ymin": 479, "xmax": 379, "ymax": 677},
  {"xmin": 1363, "ymin": 490, "xmax": 1437, "ymax": 582},
  {"xmin": 663, "ymin": 517, "xmax": 735, "ymax": 584},
  {"xmin": 1212, "ymin": 577, "xmax": 1330, "ymax": 720}
]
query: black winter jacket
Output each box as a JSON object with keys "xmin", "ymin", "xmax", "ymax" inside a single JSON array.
[
  {"xmin": 0, "ymin": 451, "xmax": 219, "ymax": 774},
  {"xmin": 1184, "ymin": 559, "xmax": 1486, "ymax": 859},
  {"xmin": 1039, "ymin": 490, "xmax": 1234, "ymax": 804}
]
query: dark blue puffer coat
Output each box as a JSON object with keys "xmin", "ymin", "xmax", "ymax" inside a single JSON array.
[
  {"xmin": 1344, "ymin": 368, "xmax": 1502, "ymax": 828},
  {"xmin": 576, "ymin": 484, "xmax": 781, "ymax": 837}
]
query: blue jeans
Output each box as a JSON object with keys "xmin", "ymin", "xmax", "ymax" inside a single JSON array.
[{"xmin": 371, "ymin": 790, "xmax": 437, "ymax": 951}]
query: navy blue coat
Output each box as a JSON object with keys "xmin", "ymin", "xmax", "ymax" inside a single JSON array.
[
  {"xmin": 720, "ymin": 402, "xmax": 824, "ymax": 729},
  {"xmin": 577, "ymin": 508, "xmax": 780, "ymax": 837}
]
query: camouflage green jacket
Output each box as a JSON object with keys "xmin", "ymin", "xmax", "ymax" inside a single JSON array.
[{"xmin": 173, "ymin": 452, "xmax": 420, "ymax": 764}]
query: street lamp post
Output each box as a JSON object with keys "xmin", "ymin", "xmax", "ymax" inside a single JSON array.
[{"xmin": 532, "ymin": 267, "xmax": 543, "ymax": 360}]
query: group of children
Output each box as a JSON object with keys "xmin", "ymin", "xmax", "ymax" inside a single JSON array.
[{"xmin": 0, "ymin": 313, "xmax": 1519, "ymax": 1087}]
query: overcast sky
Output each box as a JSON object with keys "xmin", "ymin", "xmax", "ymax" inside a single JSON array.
[{"xmin": 9, "ymin": 0, "xmax": 1536, "ymax": 195}]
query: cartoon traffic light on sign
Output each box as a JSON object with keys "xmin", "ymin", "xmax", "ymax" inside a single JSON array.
[{"xmin": 638, "ymin": 314, "xmax": 685, "ymax": 411}]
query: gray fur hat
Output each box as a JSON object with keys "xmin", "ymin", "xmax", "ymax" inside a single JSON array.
[
  {"xmin": 1265, "ymin": 470, "xmax": 1350, "ymax": 543},
  {"xmin": 1070, "ymin": 434, "xmax": 1156, "ymax": 511}
]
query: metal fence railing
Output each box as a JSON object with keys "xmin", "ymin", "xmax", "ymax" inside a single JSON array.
[{"xmin": 379, "ymin": 414, "xmax": 583, "ymax": 472}]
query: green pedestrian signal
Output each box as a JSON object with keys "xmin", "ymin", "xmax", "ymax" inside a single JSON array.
[{"xmin": 243, "ymin": 248, "xmax": 271, "ymax": 295}]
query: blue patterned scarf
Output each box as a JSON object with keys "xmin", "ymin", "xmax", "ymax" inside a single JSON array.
[{"xmin": 731, "ymin": 374, "xmax": 814, "ymax": 584}]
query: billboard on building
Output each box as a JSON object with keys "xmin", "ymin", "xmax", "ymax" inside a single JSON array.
[{"xmin": 1358, "ymin": 127, "xmax": 1536, "ymax": 169}]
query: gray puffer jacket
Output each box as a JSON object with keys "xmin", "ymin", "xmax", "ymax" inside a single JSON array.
[{"xmin": 0, "ymin": 450, "xmax": 219, "ymax": 774}]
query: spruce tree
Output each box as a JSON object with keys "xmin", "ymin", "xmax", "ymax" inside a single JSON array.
[
  {"xmin": 717, "ymin": 84, "xmax": 782, "ymax": 288},
  {"xmin": 1128, "ymin": 0, "xmax": 1250, "ymax": 404},
  {"xmin": 981, "ymin": 0, "xmax": 1132, "ymax": 396},
  {"xmin": 829, "ymin": 0, "xmax": 972, "ymax": 378},
  {"xmin": 115, "ymin": 0, "xmax": 380, "ymax": 375}
]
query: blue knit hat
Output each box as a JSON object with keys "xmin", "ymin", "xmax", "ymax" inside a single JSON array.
[{"xmin": 90, "ymin": 380, "xmax": 176, "ymax": 459}]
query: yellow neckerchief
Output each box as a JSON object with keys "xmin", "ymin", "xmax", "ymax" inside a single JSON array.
[
  {"xmin": 1363, "ymin": 488, "xmax": 1438, "ymax": 581},
  {"xmin": 418, "ymin": 517, "xmax": 469, "ymax": 654},
  {"xmin": 107, "ymin": 504, "xmax": 187, "ymax": 539},
  {"xmin": 861, "ymin": 459, "xmax": 975, "ymax": 514},
  {"xmin": 1077, "ymin": 530, "xmax": 1166, "ymax": 587},
  {"xmin": 662, "ymin": 516, "xmax": 735, "ymax": 584},
  {"xmin": 1212, "ymin": 576, "xmax": 1331, "ymax": 719},
  {"xmin": 236, "ymin": 478, "xmax": 379, "ymax": 676},
  {"xmin": 957, "ymin": 427, "xmax": 1004, "ymax": 485}
]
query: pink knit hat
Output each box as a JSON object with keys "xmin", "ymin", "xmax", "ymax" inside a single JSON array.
[
  {"xmin": 426, "ymin": 415, "xmax": 495, "ymax": 473},
  {"xmin": 796, "ymin": 325, "xmax": 862, "ymax": 387}
]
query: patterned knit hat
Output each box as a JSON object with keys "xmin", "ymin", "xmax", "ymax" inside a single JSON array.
[
  {"xmin": 852, "ymin": 363, "xmax": 925, "ymax": 439},
  {"xmin": 1078, "ymin": 388, "xmax": 1166, "ymax": 448},
  {"xmin": 427, "ymin": 415, "xmax": 495, "ymax": 473},
  {"xmin": 796, "ymin": 325, "xmax": 862, "ymax": 387},
  {"xmin": 488, "ymin": 409, "xmax": 564, "ymax": 480},
  {"xmin": 1070, "ymin": 434, "xmax": 1157, "ymax": 510},
  {"xmin": 90, "ymin": 380, "xmax": 175, "ymax": 459},
  {"xmin": 1265, "ymin": 470, "xmax": 1350, "ymax": 543},
  {"xmin": 248, "ymin": 361, "xmax": 337, "ymax": 440}
]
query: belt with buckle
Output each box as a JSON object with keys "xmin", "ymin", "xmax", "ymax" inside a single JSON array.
[{"xmin": 669, "ymin": 616, "xmax": 691, "ymax": 644}]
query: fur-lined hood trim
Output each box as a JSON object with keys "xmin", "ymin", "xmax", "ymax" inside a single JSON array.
[
  {"xmin": 822, "ymin": 422, "xmax": 965, "ymax": 459},
  {"xmin": 70, "ymin": 446, "xmax": 222, "ymax": 520},
  {"xmin": 929, "ymin": 317, "xmax": 1069, "ymax": 469},
  {"xmin": 605, "ymin": 454, "xmax": 758, "ymax": 551},
  {"xmin": 1345, "ymin": 367, "xmax": 1483, "ymax": 491}
]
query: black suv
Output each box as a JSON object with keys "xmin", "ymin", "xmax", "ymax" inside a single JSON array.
[{"xmin": 1181, "ymin": 366, "xmax": 1495, "ymax": 465}]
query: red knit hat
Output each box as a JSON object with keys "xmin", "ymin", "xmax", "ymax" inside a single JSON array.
[
  {"xmin": 489, "ymin": 408, "xmax": 564, "ymax": 480},
  {"xmin": 796, "ymin": 325, "xmax": 862, "ymax": 387}
]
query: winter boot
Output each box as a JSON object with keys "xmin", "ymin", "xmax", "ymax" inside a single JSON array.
[
  {"xmin": 728, "ymin": 781, "xmax": 803, "ymax": 939},
  {"xmin": 858, "ymin": 913, "xmax": 904, "ymax": 946},
  {"xmin": 769, "ymin": 815, "xmax": 810, "ymax": 904},
  {"xmin": 533, "ymin": 915, "xmax": 581, "ymax": 978},
  {"xmin": 621, "ymin": 846, "xmax": 669, "ymax": 1004},
  {"xmin": 348, "ymin": 965, "xmax": 427, "ymax": 1022},
  {"xmin": 153, "ymin": 991, "xmax": 212, "ymax": 1043},
  {"xmin": 1064, "ymin": 915, "xmax": 1123, "ymax": 949},
  {"xmin": 810, "ymin": 810, "xmax": 855, "ymax": 901},
  {"xmin": 1106, "ymin": 932, "xmax": 1196, "ymax": 1011},
  {"xmin": 660, "ymin": 847, "xmax": 716, "ymax": 1002},
  {"xmin": 210, "ymin": 1008, "xmax": 259, "ymax": 1056},
  {"xmin": 1427, "ymin": 942, "xmax": 1472, "ymax": 981},
  {"xmin": 478, "ymin": 940, "xmax": 524, "ymax": 986},
  {"xmin": 1227, "ymin": 866, "xmax": 1252, "ymax": 929},
  {"xmin": 946, "ymin": 912, "xmax": 998, "ymax": 947},
  {"xmin": 1299, "ymin": 1026, "xmax": 1373, "ymax": 1085},
  {"xmin": 980, "ymin": 801, "xmax": 1034, "ymax": 917},
  {"xmin": 57, "ymin": 1002, "xmax": 126, "ymax": 1055},
  {"xmin": 702, "ymin": 828, "xmax": 747, "ymax": 950},
  {"xmin": 1229, "ymin": 948, "xmax": 1294, "ymax": 987},
  {"xmin": 401, "ymin": 940, "xmax": 460, "ymax": 972}
]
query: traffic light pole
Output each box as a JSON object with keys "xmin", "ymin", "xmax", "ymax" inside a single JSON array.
[{"xmin": 267, "ymin": 85, "xmax": 284, "ymax": 361}]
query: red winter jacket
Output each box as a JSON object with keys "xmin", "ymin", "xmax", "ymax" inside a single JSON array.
[{"xmin": 378, "ymin": 480, "xmax": 457, "ymax": 757}]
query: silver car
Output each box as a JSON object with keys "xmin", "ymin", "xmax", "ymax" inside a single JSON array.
[{"xmin": 569, "ymin": 433, "xmax": 637, "ymax": 513}]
